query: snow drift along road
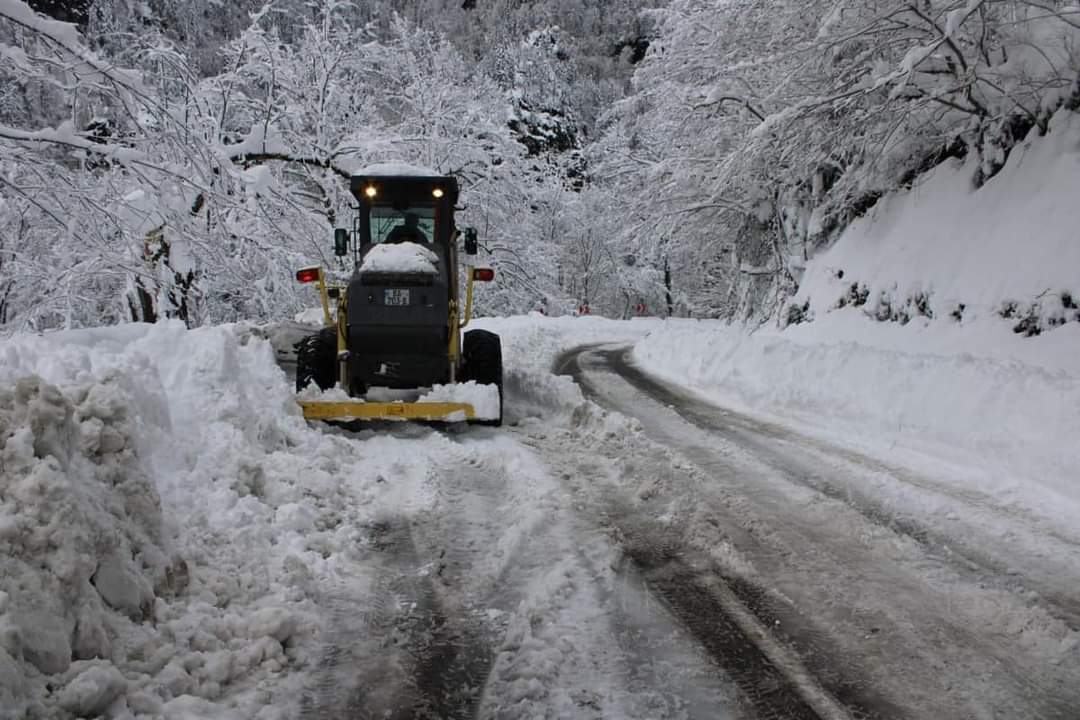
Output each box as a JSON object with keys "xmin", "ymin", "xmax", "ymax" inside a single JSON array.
[
  {"xmin": 634, "ymin": 315, "xmax": 1080, "ymax": 532},
  {"xmin": 0, "ymin": 321, "xmax": 345, "ymax": 719}
]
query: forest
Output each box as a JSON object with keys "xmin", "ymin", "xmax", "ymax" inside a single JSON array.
[{"xmin": 2, "ymin": 0, "xmax": 1078, "ymax": 328}]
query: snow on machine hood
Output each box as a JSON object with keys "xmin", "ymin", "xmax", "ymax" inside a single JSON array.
[{"xmin": 360, "ymin": 242, "xmax": 439, "ymax": 275}]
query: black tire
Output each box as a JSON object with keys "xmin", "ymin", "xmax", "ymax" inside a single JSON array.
[
  {"xmin": 462, "ymin": 329, "xmax": 503, "ymax": 426},
  {"xmin": 295, "ymin": 327, "xmax": 337, "ymax": 392}
]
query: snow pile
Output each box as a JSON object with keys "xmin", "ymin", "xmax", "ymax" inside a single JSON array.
[
  {"xmin": 0, "ymin": 375, "xmax": 167, "ymax": 718},
  {"xmin": 296, "ymin": 383, "xmax": 352, "ymax": 402},
  {"xmin": 473, "ymin": 315, "xmax": 660, "ymax": 422},
  {"xmin": 359, "ymin": 242, "xmax": 439, "ymax": 275},
  {"xmin": 418, "ymin": 381, "xmax": 501, "ymax": 420},
  {"xmin": 0, "ymin": 321, "xmax": 406, "ymax": 719},
  {"xmin": 796, "ymin": 109, "xmax": 1080, "ymax": 331}
]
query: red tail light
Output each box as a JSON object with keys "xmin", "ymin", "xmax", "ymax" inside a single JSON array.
[
  {"xmin": 472, "ymin": 268, "xmax": 495, "ymax": 282},
  {"xmin": 296, "ymin": 267, "xmax": 320, "ymax": 284}
]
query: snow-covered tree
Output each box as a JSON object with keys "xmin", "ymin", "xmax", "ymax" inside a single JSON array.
[
  {"xmin": 1, "ymin": 0, "xmax": 595, "ymax": 328},
  {"xmin": 592, "ymin": 0, "xmax": 1080, "ymax": 321}
]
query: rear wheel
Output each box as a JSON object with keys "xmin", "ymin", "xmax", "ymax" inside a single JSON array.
[
  {"xmin": 462, "ymin": 329, "xmax": 503, "ymax": 426},
  {"xmin": 295, "ymin": 327, "xmax": 337, "ymax": 392}
]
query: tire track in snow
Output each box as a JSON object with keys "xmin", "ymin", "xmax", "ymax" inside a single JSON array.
[
  {"xmin": 441, "ymin": 432, "xmax": 744, "ymax": 718},
  {"xmin": 301, "ymin": 430, "xmax": 577, "ymax": 720},
  {"xmin": 556, "ymin": 343, "xmax": 1080, "ymax": 720},
  {"xmin": 618, "ymin": 541, "xmax": 844, "ymax": 720},
  {"xmin": 571, "ymin": 345, "xmax": 1080, "ymax": 631},
  {"xmin": 301, "ymin": 513, "xmax": 494, "ymax": 720},
  {"xmin": 519, "ymin": 431, "xmax": 877, "ymax": 720}
]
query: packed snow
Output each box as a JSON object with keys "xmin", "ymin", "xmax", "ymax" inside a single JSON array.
[
  {"xmin": 418, "ymin": 381, "xmax": 500, "ymax": 420},
  {"xmin": 359, "ymin": 242, "xmax": 439, "ymax": 275}
]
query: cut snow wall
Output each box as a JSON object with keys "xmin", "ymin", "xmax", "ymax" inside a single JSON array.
[{"xmin": 0, "ymin": 321, "xmax": 321, "ymax": 718}]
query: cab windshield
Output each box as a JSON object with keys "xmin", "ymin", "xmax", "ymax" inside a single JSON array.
[{"xmin": 369, "ymin": 206, "xmax": 436, "ymax": 245}]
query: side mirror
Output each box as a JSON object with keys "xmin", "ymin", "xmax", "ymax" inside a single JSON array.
[
  {"xmin": 463, "ymin": 227, "xmax": 478, "ymax": 256},
  {"xmin": 334, "ymin": 228, "xmax": 349, "ymax": 257}
]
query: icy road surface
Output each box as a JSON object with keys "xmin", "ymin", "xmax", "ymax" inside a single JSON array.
[
  {"xmin": 555, "ymin": 344, "xmax": 1080, "ymax": 719},
  {"xmin": 288, "ymin": 338, "xmax": 1080, "ymax": 719}
]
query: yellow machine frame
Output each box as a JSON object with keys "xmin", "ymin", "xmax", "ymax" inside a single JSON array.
[{"xmin": 296, "ymin": 262, "xmax": 489, "ymax": 422}]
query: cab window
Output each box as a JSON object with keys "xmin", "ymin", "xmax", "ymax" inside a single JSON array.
[{"xmin": 369, "ymin": 206, "xmax": 436, "ymax": 244}]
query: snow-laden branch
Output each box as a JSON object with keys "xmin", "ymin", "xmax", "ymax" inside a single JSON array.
[
  {"xmin": 0, "ymin": 0, "xmax": 148, "ymax": 95},
  {"xmin": 0, "ymin": 121, "xmax": 148, "ymax": 164}
]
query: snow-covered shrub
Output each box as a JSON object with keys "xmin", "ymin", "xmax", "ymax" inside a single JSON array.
[
  {"xmin": 836, "ymin": 283, "xmax": 870, "ymax": 310},
  {"xmin": 784, "ymin": 299, "xmax": 811, "ymax": 327},
  {"xmin": 1000, "ymin": 291, "xmax": 1080, "ymax": 336}
]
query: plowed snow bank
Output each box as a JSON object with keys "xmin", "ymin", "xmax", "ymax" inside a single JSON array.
[
  {"xmin": 474, "ymin": 315, "xmax": 660, "ymax": 422},
  {"xmin": 635, "ymin": 317, "xmax": 1080, "ymax": 518},
  {"xmin": 0, "ymin": 321, "xmax": 380, "ymax": 718}
]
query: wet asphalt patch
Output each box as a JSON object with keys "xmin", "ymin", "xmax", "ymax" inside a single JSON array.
[{"xmin": 302, "ymin": 516, "xmax": 495, "ymax": 720}]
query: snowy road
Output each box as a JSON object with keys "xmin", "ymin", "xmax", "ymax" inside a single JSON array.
[
  {"xmin": 296, "ymin": 424, "xmax": 746, "ymax": 720},
  {"xmin": 282, "ymin": 338, "xmax": 1078, "ymax": 718},
  {"xmin": 555, "ymin": 344, "xmax": 1080, "ymax": 720}
]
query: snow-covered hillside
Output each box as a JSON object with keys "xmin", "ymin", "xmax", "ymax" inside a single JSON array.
[
  {"xmin": 634, "ymin": 111, "xmax": 1080, "ymax": 531},
  {"xmin": 795, "ymin": 109, "xmax": 1080, "ymax": 333}
]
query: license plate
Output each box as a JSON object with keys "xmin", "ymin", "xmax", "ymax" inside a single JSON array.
[{"xmin": 384, "ymin": 289, "xmax": 410, "ymax": 306}]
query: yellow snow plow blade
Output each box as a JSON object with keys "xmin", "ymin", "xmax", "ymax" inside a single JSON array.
[{"xmin": 299, "ymin": 400, "xmax": 476, "ymax": 422}]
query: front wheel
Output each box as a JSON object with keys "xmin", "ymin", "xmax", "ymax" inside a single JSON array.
[
  {"xmin": 295, "ymin": 327, "xmax": 337, "ymax": 392},
  {"xmin": 461, "ymin": 329, "xmax": 503, "ymax": 426}
]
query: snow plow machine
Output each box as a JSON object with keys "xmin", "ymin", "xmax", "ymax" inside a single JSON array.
[{"xmin": 293, "ymin": 167, "xmax": 503, "ymax": 426}]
